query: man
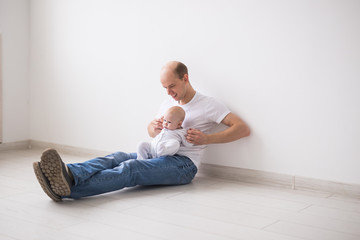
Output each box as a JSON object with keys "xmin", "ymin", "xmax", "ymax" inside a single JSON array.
[{"xmin": 33, "ymin": 61, "xmax": 250, "ymax": 201}]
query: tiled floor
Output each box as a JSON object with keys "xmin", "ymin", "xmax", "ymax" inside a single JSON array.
[{"xmin": 0, "ymin": 148, "xmax": 359, "ymax": 240}]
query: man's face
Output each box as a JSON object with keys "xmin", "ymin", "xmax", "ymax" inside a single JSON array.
[{"xmin": 160, "ymin": 69, "xmax": 187, "ymax": 102}]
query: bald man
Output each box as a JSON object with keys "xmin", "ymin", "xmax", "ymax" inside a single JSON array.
[{"xmin": 33, "ymin": 61, "xmax": 250, "ymax": 201}]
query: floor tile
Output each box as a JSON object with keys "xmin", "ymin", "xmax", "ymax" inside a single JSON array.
[
  {"xmin": 1, "ymin": 148, "xmax": 360, "ymax": 240},
  {"xmin": 264, "ymin": 221, "xmax": 359, "ymax": 240}
]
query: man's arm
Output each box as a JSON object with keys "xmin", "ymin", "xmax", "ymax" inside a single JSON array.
[{"xmin": 186, "ymin": 112, "xmax": 250, "ymax": 145}]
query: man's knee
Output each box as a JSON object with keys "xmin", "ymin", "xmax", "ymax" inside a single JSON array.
[{"xmin": 111, "ymin": 151, "xmax": 136, "ymax": 162}]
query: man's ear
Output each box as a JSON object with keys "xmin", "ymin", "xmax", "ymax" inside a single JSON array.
[{"xmin": 183, "ymin": 74, "xmax": 189, "ymax": 82}]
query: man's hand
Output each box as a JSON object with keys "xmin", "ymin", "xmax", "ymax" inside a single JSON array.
[
  {"xmin": 186, "ymin": 128, "xmax": 209, "ymax": 145},
  {"xmin": 148, "ymin": 117, "xmax": 164, "ymax": 138},
  {"xmin": 185, "ymin": 113, "xmax": 250, "ymax": 145}
]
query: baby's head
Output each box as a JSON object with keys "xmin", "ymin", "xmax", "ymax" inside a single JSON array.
[{"xmin": 162, "ymin": 106, "xmax": 185, "ymax": 130}]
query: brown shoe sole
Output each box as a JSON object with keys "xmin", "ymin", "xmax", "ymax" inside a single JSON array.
[
  {"xmin": 40, "ymin": 149, "xmax": 71, "ymax": 196},
  {"xmin": 33, "ymin": 162, "xmax": 62, "ymax": 202}
]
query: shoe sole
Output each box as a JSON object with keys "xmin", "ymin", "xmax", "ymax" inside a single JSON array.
[
  {"xmin": 33, "ymin": 162, "xmax": 61, "ymax": 202},
  {"xmin": 40, "ymin": 149, "xmax": 71, "ymax": 196}
]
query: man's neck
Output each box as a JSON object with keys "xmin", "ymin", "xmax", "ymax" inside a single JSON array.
[{"xmin": 179, "ymin": 88, "xmax": 196, "ymax": 105}]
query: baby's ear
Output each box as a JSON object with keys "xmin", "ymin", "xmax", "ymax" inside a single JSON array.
[{"xmin": 178, "ymin": 121, "xmax": 183, "ymax": 127}]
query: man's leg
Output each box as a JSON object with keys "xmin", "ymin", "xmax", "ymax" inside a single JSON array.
[
  {"xmin": 33, "ymin": 149, "xmax": 136, "ymax": 201},
  {"xmin": 66, "ymin": 154, "xmax": 197, "ymax": 199},
  {"xmin": 67, "ymin": 151, "xmax": 137, "ymax": 185}
]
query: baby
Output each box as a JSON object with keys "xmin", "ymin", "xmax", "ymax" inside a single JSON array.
[{"xmin": 136, "ymin": 106, "xmax": 192, "ymax": 160}]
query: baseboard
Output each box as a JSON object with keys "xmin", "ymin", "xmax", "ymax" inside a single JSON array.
[
  {"xmin": 29, "ymin": 140, "xmax": 111, "ymax": 157},
  {"xmin": 2, "ymin": 140, "xmax": 359, "ymax": 198},
  {"xmin": 199, "ymin": 163, "xmax": 294, "ymax": 188},
  {"xmin": 0, "ymin": 140, "xmax": 30, "ymax": 151},
  {"xmin": 294, "ymin": 176, "xmax": 360, "ymax": 198},
  {"xmin": 200, "ymin": 163, "xmax": 360, "ymax": 198}
]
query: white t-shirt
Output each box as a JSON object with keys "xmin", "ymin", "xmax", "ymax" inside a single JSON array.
[{"xmin": 157, "ymin": 92, "xmax": 230, "ymax": 167}]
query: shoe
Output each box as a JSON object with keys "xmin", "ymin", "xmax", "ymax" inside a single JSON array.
[
  {"xmin": 33, "ymin": 162, "xmax": 62, "ymax": 202},
  {"xmin": 40, "ymin": 149, "xmax": 72, "ymax": 197}
]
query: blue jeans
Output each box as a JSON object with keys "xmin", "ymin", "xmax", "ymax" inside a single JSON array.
[{"xmin": 65, "ymin": 152, "xmax": 198, "ymax": 199}]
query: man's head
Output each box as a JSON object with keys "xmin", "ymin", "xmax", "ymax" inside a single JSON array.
[
  {"xmin": 160, "ymin": 61, "xmax": 195, "ymax": 105},
  {"xmin": 162, "ymin": 106, "xmax": 185, "ymax": 130}
]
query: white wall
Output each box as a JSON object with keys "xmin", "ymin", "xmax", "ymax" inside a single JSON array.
[
  {"xmin": 29, "ymin": 0, "xmax": 360, "ymax": 184},
  {"xmin": 0, "ymin": 0, "xmax": 30, "ymax": 143}
]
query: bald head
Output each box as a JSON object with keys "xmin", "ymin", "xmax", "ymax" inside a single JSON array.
[
  {"xmin": 160, "ymin": 61, "xmax": 195, "ymax": 105},
  {"xmin": 162, "ymin": 61, "xmax": 188, "ymax": 80}
]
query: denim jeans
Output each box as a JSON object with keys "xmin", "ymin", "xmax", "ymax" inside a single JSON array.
[{"xmin": 65, "ymin": 152, "xmax": 198, "ymax": 199}]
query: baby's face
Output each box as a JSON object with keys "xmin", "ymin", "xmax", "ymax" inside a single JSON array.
[{"xmin": 162, "ymin": 113, "xmax": 181, "ymax": 130}]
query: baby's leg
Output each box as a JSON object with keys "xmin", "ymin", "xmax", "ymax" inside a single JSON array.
[
  {"xmin": 157, "ymin": 139, "xmax": 180, "ymax": 157},
  {"xmin": 137, "ymin": 142, "xmax": 152, "ymax": 160}
]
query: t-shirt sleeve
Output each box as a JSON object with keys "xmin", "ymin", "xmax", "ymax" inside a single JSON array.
[{"xmin": 206, "ymin": 97, "xmax": 231, "ymax": 124}]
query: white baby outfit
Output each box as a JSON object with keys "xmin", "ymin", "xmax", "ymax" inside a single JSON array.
[{"xmin": 137, "ymin": 128, "xmax": 192, "ymax": 160}]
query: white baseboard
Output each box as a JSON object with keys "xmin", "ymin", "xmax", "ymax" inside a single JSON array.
[
  {"xmin": 29, "ymin": 140, "xmax": 111, "ymax": 157},
  {"xmin": 2, "ymin": 140, "xmax": 359, "ymax": 198},
  {"xmin": 200, "ymin": 163, "xmax": 360, "ymax": 198},
  {"xmin": 0, "ymin": 140, "xmax": 30, "ymax": 151},
  {"xmin": 199, "ymin": 163, "xmax": 294, "ymax": 188},
  {"xmin": 294, "ymin": 176, "xmax": 360, "ymax": 198}
]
